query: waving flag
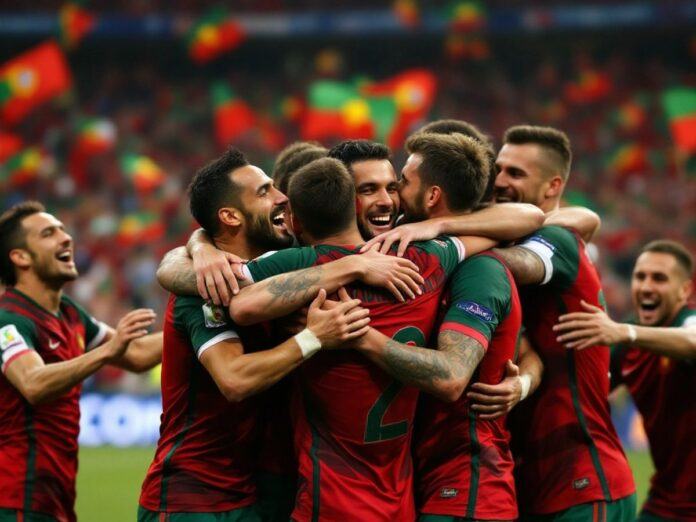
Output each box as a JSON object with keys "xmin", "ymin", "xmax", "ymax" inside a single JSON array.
[
  {"xmin": 212, "ymin": 82, "xmax": 256, "ymax": 146},
  {"xmin": 662, "ymin": 87, "xmax": 696, "ymax": 152},
  {"xmin": 117, "ymin": 211, "xmax": 165, "ymax": 246},
  {"xmin": 0, "ymin": 132, "xmax": 23, "ymax": 163},
  {"xmin": 445, "ymin": 1, "xmax": 486, "ymax": 32},
  {"xmin": 0, "ymin": 41, "xmax": 72, "ymax": 125},
  {"xmin": 121, "ymin": 153, "xmax": 166, "ymax": 194},
  {"xmin": 59, "ymin": 1, "xmax": 96, "ymax": 49},
  {"xmin": 187, "ymin": 8, "xmax": 245, "ymax": 64},
  {"xmin": 0, "ymin": 147, "xmax": 46, "ymax": 188}
]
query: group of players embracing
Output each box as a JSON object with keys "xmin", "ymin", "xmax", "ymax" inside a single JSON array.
[{"xmin": 1, "ymin": 120, "xmax": 693, "ymax": 522}]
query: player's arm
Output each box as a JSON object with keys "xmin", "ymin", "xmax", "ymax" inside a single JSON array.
[
  {"xmin": 108, "ymin": 331, "xmax": 163, "ymax": 372},
  {"xmin": 491, "ymin": 246, "xmax": 546, "ymax": 286},
  {"xmin": 544, "ymin": 206, "xmax": 601, "ymax": 242},
  {"xmin": 360, "ymin": 203, "xmax": 545, "ymax": 256},
  {"xmin": 2, "ymin": 310, "xmax": 155, "ymax": 405},
  {"xmin": 467, "ymin": 335, "xmax": 544, "ymax": 419},
  {"xmin": 229, "ymin": 249, "xmax": 423, "ymax": 326},
  {"xmin": 355, "ymin": 327, "xmax": 484, "ymax": 402},
  {"xmin": 199, "ymin": 290, "xmax": 370, "ymax": 402},
  {"xmin": 554, "ymin": 301, "xmax": 696, "ymax": 358},
  {"xmin": 156, "ymin": 246, "xmax": 198, "ymax": 296}
]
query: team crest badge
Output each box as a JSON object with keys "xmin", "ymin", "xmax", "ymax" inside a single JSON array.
[{"xmin": 202, "ymin": 303, "xmax": 226, "ymax": 328}]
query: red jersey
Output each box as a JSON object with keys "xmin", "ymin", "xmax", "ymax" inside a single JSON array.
[
  {"xmin": 512, "ymin": 226, "xmax": 635, "ymax": 514},
  {"xmin": 0, "ymin": 288, "xmax": 108, "ymax": 522},
  {"xmin": 139, "ymin": 294, "xmax": 272, "ymax": 513},
  {"xmin": 245, "ymin": 238, "xmax": 465, "ymax": 522},
  {"xmin": 415, "ymin": 253, "xmax": 521, "ymax": 520},
  {"xmin": 611, "ymin": 307, "xmax": 696, "ymax": 520}
]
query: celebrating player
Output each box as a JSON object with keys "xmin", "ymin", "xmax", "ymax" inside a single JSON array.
[
  {"xmin": 0, "ymin": 201, "xmax": 162, "ymax": 522},
  {"xmin": 554, "ymin": 239, "xmax": 695, "ymax": 522}
]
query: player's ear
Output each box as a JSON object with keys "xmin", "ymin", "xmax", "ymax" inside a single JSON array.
[
  {"xmin": 218, "ymin": 207, "xmax": 243, "ymax": 228},
  {"xmin": 426, "ymin": 185, "xmax": 442, "ymax": 209},
  {"xmin": 9, "ymin": 248, "xmax": 32, "ymax": 269},
  {"xmin": 288, "ymin": 206, "xmax": 302, "ymax": 236},
  {"xmin": 678, "ymin": 277, "xmax": 693, "ymax": 302},
  {"xmin": 544, "ymin": 175, "xmax": 564, "ymax": 199}
]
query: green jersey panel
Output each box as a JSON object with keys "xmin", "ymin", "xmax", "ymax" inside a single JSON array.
[
  {"xmin": 0, "ymin": 311, "xmax": 38, "ymax": 369},
  {"xmin": 172, "ymin": 295, "xmax": 239, "ymax": 358},
  {"xmin": 441, "ymin": 255, "xmax": 512, "ymax": 345},
  {"xmin": 61, "ymin": 294, "xmax": 105, "ymax": 350},
  {"xmin": 245, "ymin": 247, "xmax": 319, "ymax": 282},
  {"xmin": 519, "ymin": 225, "xmax": 579, "ymax": 291},
  {"xmin": 412, "ymin": 236, "xmax": 467, "ymax": 277}
]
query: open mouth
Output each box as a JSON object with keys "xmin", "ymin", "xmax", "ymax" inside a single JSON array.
[
  {"xmin": 271, "ymin": 208, "xmax": 287, "ymax": 231},
  {"xmin": 638, "ymin": 299, "xmax": 659, "ymax": 312},
  {"xmin": 55, "ymin": 248, "xmax": 74, "ymax": 265},
  {"xmin": 367, "ymin": 213, "xmax": 394, "ymax": 229}
]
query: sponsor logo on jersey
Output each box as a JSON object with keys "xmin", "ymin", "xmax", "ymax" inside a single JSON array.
[
  {"xmin": 202, "ymin": 303, "xmax": 226, "ymax": 328},
  {"xmin": 48, "ymin": 339, "xmax": 60, "ymax": 350},
  {"xmin": 0, "ymin": 325, "xmax": 25, "ymax": 352},
  {"xmin": 572, "ymin": 477, "xmax": 590, "ymax": 490},
  {"xmin": 440, "ymin": 487, "xmax": 459, "ymax": 498},
  {"xmin": 456, "ymin": 301, "xmax": 494, "ymax": 322}
]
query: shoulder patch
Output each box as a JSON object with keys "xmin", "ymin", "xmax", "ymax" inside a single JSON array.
[
  {"xmin": 0, "ymin": 324, "xmax": 25, "ymax": 352},
  {"xmin": 455, "ymin": 301, "xmax": 494, "ymax": 322},
  {"xmin": 683, "ymin": 315, "xmax": 696, "ymax": 328},
  {"xmin": 526, "ymin": 234, "xmax": 556, "ymax": 252},
  {"xmin": 202, "ymin": 303, "xmax": 226, "ymax": 328}
]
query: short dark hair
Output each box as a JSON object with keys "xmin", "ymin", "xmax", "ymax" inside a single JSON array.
[
  {"xmin": 640, "ymin": 239, "xmax": 694, "ymax": 278},
  {"xmin": 419, "ymin": 119, "xmax": 497, "ymax": 205},
  {"xmin": 188, "ymin": 147, "xmax": 248, "ymax": 235},
  {"xmin": 328, "ymin": 140, "xmax": 391, "ymax": 172},
  {"xmin": 288, "ymin": 157, "xmax": 356, "ymax": 240},
  {"xmin": 405, "ymin": 132, "xmax": 489, "ymax": 212},
  {"xmin": 503, "ymin": 125, "xmax": 572, "ymax": 181},
  {"xmin": 272, "ymin": 141, "xmax": 328, "ymax": 194},
  {"xmin": 0, "ymin": 201, "xmax": 45, "ymax": 286}
]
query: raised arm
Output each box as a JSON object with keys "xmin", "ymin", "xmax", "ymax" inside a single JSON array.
[
  {"xmin": 544, "ymin": 206, "xmax": 601, "ymax": 242},
  {"xmin": 110, "ymin": 331, "xmax": 164, "ymax": 372},
  {"xmin": 4, "ymin": 309, "xmax": 155, "ymax": 405},
  {"xmin": 157, "ymin": 246, "xmax": 198, "ymax": 296},
  {"xmin": 354, "ymin": 327, "xmax": 484, "ymax": 402},
  {"xmin": 554, "ymin": 301, "xmax": 696, "ymax": 358},
  {"xmin": 230, "ymin": 250, "xmax": 424, "ymax": 326},
  {"xmin": 361, "ymin": 203, "xmax": 545, "ymax": 256}
]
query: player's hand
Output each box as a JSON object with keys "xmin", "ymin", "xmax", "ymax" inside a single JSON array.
[
  {"xmin": 553, "ymin": 300, "xmax": 625, "ymax": 350},
  {"xmin": 307, "ymin": 288, "xmax": 370, "ymax": 349},
  {"xmin": 356, "ymin": 248, "xmax": 424, "ymax": 302},
  {"xmin": 107, "ymin": 309, "xmax": 156, "ymax": 360},
  {"xmin": 192, "ymin": 243, "xmax": 246, "ymax": 306},
  {"xmin": 359, "ymin": 219, "xmax": 442, "ymax": 257},
  {"xmin": 467, "ymin": 360, "xmax": 522, "ymax": 420}
]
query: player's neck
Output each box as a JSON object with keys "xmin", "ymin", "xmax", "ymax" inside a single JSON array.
[
  {"xmin": 539, "ymin": 198, "xmax": 560, "ymax": 213},
  {"xmin": 14, "ymin": 274, "xmax": 63, "ymax": 314},
  {"xmin": 305, "ymin": 227, "xmax": 364, "ymax": 248},
  {"xmin": 213, "ymin": 234, "xmax": 260, "ymax": 261},
  {"xmin": 429, "ymin": 206, "xmax": 470, "ymax": 220}
]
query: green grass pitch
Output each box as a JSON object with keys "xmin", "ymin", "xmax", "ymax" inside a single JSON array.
[{"xmin": 76, "ymin": 446, "xmax": 655, "ymax": 521}]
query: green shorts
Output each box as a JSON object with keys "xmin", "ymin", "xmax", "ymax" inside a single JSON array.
[
  {"xmin": 137, "ymin": 505, "xmax": 261, "ymax": 522},
  {"xmin": 0, "ymin": 509, "xmax": 57, "ymax": 522},
  {"xmin": 254, "ymin": 472, "xmax": 295, "ymax": 522},
  {"xmin": 520, "ymin": 494, "xmax": 637, "ymax": 522}
]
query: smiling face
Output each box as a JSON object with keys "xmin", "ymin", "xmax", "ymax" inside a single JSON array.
[
  {"xmin": 495, "ymin": 143, "xmax": 556, "ymax": 209},
  {"xmin": 17, "ymin": 212, "xmax": 78, "ymax": 287},
  {"xmin": 631, "ymin": 251, "xmax": 692, "ymax": 326},
  {"xmin": 233, "ymin": 165, "xmax": 293, "ymax": 251},
  {"xmin": 351, "ymin": 159, "xmax": 400, "ymax": 239}
]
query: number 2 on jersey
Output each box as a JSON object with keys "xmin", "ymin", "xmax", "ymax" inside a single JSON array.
[{"xmin": 364, "ymin": 326, "xmax": 426, "ymax": 443}]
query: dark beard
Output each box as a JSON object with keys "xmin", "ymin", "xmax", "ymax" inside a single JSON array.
[{"xmin": 244, "ymin": 211, "xmax": 293, "ymax": 252}]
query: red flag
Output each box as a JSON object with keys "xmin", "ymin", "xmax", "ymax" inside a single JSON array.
[
  {"xmin": 211, "ymin": 82, "xmax": 256, "ymax": 147},
  {"xmin": 0, "ymin": 41, "xmax": 72, "ymax": 125},
  {"xmin": 59, "ymin": 2, "xmax": 96, "ymax": 49},
  {"xmin": 0, "ymin": 132, "xmax": 23, "ymax": 163}
]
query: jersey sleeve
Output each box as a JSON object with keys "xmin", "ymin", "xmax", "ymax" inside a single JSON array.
[
  {"xmin": 63, "ymin": 295, "xmax": 110, "ymax": 351},
  {"xmin": 0, "ymin": 311, "xmax": 38, "ymax": 373},
  {"xmin": 439, "ymin": 256, "xmax": 512, "ymax": 351},
  {"xmin": 413, "ymin": 236, "xmax": 467, "ymax": 277},
  {"xmin": 241, "ymin": 247, "xmax": 319, "ymax": 283},
  {"xmin": 173, "ymin": 295, "xmax": 240, "ymax": 359},
  {"xmin": 518, "ymin": 225, "xmax": 579, "ymax": 289}
]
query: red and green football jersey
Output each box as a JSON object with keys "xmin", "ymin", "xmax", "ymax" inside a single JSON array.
[
  {"xmin": 139, "ymin": 294, "xmax": 272, "ymax": 514},
  {"xmin": 512, "ymin": 226, "xmax": 635, "ymax": 515},
  {"xmin": 244, "ymin": 238, "xmax": 465, "ymax": 522},
  {"xmin": 415, "ymin": 253, "xmax": 521, "ymax": 520},
  {"xmin": 611, "ymin": 306, "xmax": 696, "ymax": 520},
  {"xmin": 0, "ymin": 288, "xmax": 108, "ymax": 522}
]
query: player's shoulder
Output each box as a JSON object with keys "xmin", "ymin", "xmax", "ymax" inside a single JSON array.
[
  {"xmin": 675, "ymin": 306, "xmax": 696, "ymax": 328},
  {"xmin": 523, "ymin": 225, "xmax": 578, "ymax": 250},
  {"xmin": 0, "ymin": 308, "xmax": 36, "ymax": 328}
]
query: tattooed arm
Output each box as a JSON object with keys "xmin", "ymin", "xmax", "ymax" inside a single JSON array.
[
  {"xmin": 355, "ymin": 328, "xmax": 485, "ymax": 402},
  {"xmin": 156, "ymin": 247, "xmax": 199, "ymax": 295}
]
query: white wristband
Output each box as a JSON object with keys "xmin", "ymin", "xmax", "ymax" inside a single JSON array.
[
  {"xmin": 626, "ymin": 324, "xmax": 637, "ymax": 344},
  {"xmin": 295, "ymin": 328, "xmax": 322, "ymax": 359},
  {"xmin": 517, "ymin": 374, "xmax": 532, "ymax": 401}
]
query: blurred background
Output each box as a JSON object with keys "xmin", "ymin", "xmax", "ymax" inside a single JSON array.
[{"xmin": 1, "ymin": 1, "xmax": 694, "ymax": 519}]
